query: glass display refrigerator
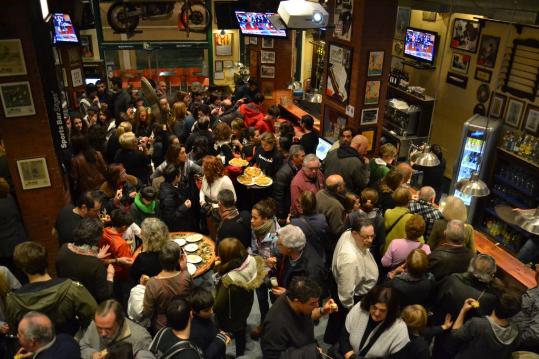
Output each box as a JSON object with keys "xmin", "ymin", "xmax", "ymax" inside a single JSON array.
[{"xmin": 450, "ymin": 114, "xmax": 502, "ymax": 222}]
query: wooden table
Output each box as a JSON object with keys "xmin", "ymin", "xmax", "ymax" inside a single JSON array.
[
  {"xmin": 475, "ymin": 230, "xmax": 536, "ymax": 289},
  {"xmin": 170, "ymin": 232, "xmax": 215, "ymax": 278}
]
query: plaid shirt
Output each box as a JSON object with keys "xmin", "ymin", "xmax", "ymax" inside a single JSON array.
[{"xmin": 409, "ymin": 199, "xmax": 443, "ymax": 239}]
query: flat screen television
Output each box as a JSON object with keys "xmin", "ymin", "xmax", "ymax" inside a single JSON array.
[
  {"xmin": 403, "ymin": 27, "xmax": 438, "ymax": 65},
  {"xmin": 235, "ymin": 11, "xmax": 287, "ymax": 37},
  {"xmin": 52, "ymin": 13, "xmax": 78, "ymax": 44}
]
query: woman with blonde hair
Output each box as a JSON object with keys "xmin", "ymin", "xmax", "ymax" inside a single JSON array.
[
  {"xmin": 130, "ymin": 218, "xmax": 169, "ymax": 283},
  {"xmin": 168, "ymin": 101, "xmax": 188, "ymax": 140},
  {"xmin": 105, "ymin": 121, "xmax": 132, "ymax": 163},
  {"xmin": 114, "ymin": 131, "xmax": 152, "ymax": 184},
  {"xmin": 427, "ymin": 195, "xmax": 475, "ymax": 252}
]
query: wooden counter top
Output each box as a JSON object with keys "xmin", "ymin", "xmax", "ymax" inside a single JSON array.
[
  {"xmin": 474, "ymin": 230, "xmax": 536, "ymax": 289},
  {"xmin": 275, "ymin": 90, "xmax": 320, "ymax": 132}
]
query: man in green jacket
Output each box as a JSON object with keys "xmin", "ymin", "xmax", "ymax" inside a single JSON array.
[{"xmin": 6, "ymin": 241, "xmax": 97, "ymax": 336}]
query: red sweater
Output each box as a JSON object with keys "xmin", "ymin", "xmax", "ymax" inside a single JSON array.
[{"xmin": 99, "ymin": 227, "xmax": 133, "ymax": 280}]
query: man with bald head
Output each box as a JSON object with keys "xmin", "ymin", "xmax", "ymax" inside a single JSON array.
[
  {"xmin": 17, "ymin": 311, "xmax": 80, "ymax": 358},
  {"xmin": 219, "ymin": 98, "xmax": 243, "ymax": 125},
  {"xmin": 316, "ymin": 175, "xmax": 346, "ymax": 250},
  {"xmin": 324, "ymin": 134, "xmax": 370, "ymax": 194},
  {"xmin": 409, "ymin": 186, "xmax": 443, "ymax": 239}
]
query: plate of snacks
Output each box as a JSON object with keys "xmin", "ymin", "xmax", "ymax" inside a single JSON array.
[
  {"xmin": 187, "ymin": 254, "xmax": 203, "ymax": 264},
  {"xmin": 245, "ymin": 166, "xmax": 262, "ymax": 177},
  {"xmin": 229, "ymin": 158, "xmax": 249, "ymax": 167},
  {"xmin": 184, "ymin": 243, "xmax": 199, "ymax": 252},
  {"xmin": 237, "ymin": 174, "xmax": 254, "ymax": 186},
  {"xmin": 255, "ymin": 175, "xmax": 273, "ymax": 187},
  {"xmin": 186, "ymin": 233, "xmax": 203, "ymax": 243}
]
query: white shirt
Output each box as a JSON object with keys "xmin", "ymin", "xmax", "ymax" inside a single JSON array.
[
  {"xmin": 199, "ymin": 175, "xmax": 236, "ymax": 207},
  {"xmin": 332, "ymin": 230, "xmax": 379, "ymax": 309}
]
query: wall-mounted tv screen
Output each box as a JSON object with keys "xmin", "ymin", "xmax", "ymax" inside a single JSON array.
[
  {"xmin": 404, "ymin": 27, "xmax": 438, "ymax": 65},
  {"xmin": 235, "ymin": 11, "xmax": 287, "ymax": 37},
  {"xmin": 52, "ymin": 13, "xmax": 78, "ymax": 44}
]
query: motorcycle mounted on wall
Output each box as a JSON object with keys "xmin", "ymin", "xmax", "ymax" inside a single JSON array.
[{"xmin": 106, "ymin": 0, "xmax": 211, "ymax": 35}]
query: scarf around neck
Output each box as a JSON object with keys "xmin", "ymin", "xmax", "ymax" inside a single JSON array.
[
  {"xmin": 221, "ymin": 207, "xmax": 239, "ymax": 221},
  {"xmin": 134, "ymin": 193, "xmax": 156, "ymax": 214},
  {"xmin": 253, "ymin": 218, "xmax": 275, "ymax": 238}
]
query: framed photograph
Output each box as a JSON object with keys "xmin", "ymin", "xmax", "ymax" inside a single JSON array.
[
  {"xmin": 214, "ymin": 60, "xmax": 223, "ymax": 72},
  {"xmin": 261, "ymin": 81, "xmax": 274, "ymax": 99},
  {"xmin": 488, "ymin": 93, "xmax": 507, "ymax": 119},
  {"xmin": 333, "ymin": 0, "xmax": 354, "ymax": 41},
  {"xmin": 260, "ymin": 65, "xmax": 275, "ymax": 79},
  {"xmin": 446, "ymin": 72, "xmax": 468, "ymax": 89},
  {"xmin": 223, "ymin": 60, "xmax": 233, "ymax": 68},
  {"xmin": 361, "ymin": 108, "xmax": 379, "ymax": 125},
  {"xmin": 364, "ymin": 80, "xmax": 381, "ymax": 105},
  {"xmin": 244, "ymin": 36, "xmax": 250, "ymax": 45},
  {"xmin": 249, "ymin": 37, "xmax": 258, "ymax": 45},
  {"xmin": 524, "ymin": 104, "xmax": 539, "ymax": 135},
  {"xmin": 450, "ymin": 53, "xmax": 471, "ymax": 74},
  {"xmin": 16, "ymin": 157, "xmax": 51, "ymax": 190},
  {"xmin": 214, "ymin": 33, "xmax": 233, "ymax": 56},
  {"xmin": 0, "ymin": 81, "xmax": 35, "ymax": 117},
  {"xmin": 261, "ymin": 37, "xmax": 274, "ymax": 49},
  {"xmin": 368, "ymin": 51, "xmax": 384, "ymax": 77},
  {"xmin": 394, "ymin": 7, "xmax": 411, "ymax": 40},
  {"xmin": 475, "ymin": 68, "xmax": 492, "ymax": 83},
  {"xmin": 325, "ymin": 44, "xmax": 353, "ymax": 105},
  {"xmin": 214, "ymin": 72, "xmax": 225, "ymax": 80},
  {"xmin": 504, "ymin": 98, "xmax": 525, "ymax": 128},
  {"xmin": 392, "ymin": 40, "xmax": 404, "ymax": 57},
  {"xmin": 360, "ymin": 129, "xmax": 376, "ymax": 152},
  {"xmin": 450, "ymin": 18, "xmax": 481, "ymax": 53},
  {"xmin": 260, "ymin": 50, "xmax": 276, "ymax": 64},
  {"xmin": 477, "ymin": 35, "xmax": 500, "ymax": 68},
  {"xmin": 70, "ymin": 68, "xmax": 83, "ymax": 87},
  {"xmin": 0, "ymin": 39, "xmax": 27, "ymax": 77},
  {"xmin": 80, "ymin": 35, "xmax": 93, "ymax": 58}
]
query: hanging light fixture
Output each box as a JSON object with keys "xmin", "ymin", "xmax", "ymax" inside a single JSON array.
[
  {"xmin": 456, "ymin": 171, "xmax": 490, "ymax": 197},
  {"xmin": 515, "ymin": 208, "xmax": 539, "ymax": 235},
  {"xmin": 412, "ymin": 144, "xmax": 440, "ymax": 167}
]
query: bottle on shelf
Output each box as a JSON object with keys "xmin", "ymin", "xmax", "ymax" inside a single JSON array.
[{"xmin": 513, "ymin": 132, "xmax": 524, "ymax": 154}]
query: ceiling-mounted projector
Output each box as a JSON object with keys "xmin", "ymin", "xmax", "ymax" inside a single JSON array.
[{"xmin": 278, "ymin": 0, "xmax": 329, "ymax": 29}]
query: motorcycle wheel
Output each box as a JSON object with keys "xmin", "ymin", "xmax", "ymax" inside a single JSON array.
[
  {"xmin": 107, "ymin": 2, "xmax": 140, "ymax": 33},
  {"xmin": 179, "ymin": 3, "xmax": 211, "ymax": 33}
]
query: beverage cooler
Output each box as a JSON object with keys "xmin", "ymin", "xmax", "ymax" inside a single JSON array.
[{"xmin": 450, "ymin": 115, "xmax": 502, "ymax": 222}]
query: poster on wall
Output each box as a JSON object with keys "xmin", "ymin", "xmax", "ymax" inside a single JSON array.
[
  {"xmin": 325, "ymin": 44, "xmax": 352, "ymax": 105},
  {"xmin": 364, "ymin": 80, "xmax": 381, "ymax": 105},
  {"xmin": 0, "ymin": 39, "xmax": 27, "ymax": 77},
  {"xmin": 80, "ymin": 35, "xmax": 94, "ymax": 58},
  {"xmin": 450, "ymin": 53, "xmax": 471, "ymax": 74},
  {"xmin": 71, "ymin": 68, "xmax": 83, "ymax": 87},
  {"xmin": 368, "ymin": 51, "xmax": 384, "ymax": 77},
  {"xmin": 333, "ymin": 0, "xmax": 353, "ymax": 41},
  {"xmin": 477, "ymin": 35, "xmax": 500, "ymax": 68},
  {"xmin": 488, "ymin": 93, "xmax": 506, "ymax": 119},
  {"xmin": 17, "ymin": 157, "xmax": 52, "ymax": 190},
  {"xmin": 504, "ymin": 98, "xmax": 525, "ymax": 128},
  {"xmin": 394, "ymin": 7, "xmax": 411, "ymax": 40},
  {"xmin": 524, "ymin": 105, "xmax": 539, "ymax": 135},
  {"xmin": 0, "ymin": 81, "xmax": 36, "ymax": 118},
  {"xmin": 215, "ymin": 33, "xmax": 233, "ymax": 56},
  {"xmin": 450, "ymin": 18, "xmax": 481, "ymax": 53}
]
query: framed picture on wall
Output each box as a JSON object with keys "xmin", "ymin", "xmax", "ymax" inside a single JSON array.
[
  {"xmin": 392, "ymin": 40, "xmax": 404, "ymax": 57},
  {"xmin": 214, "ymin": 60, "xmax": 223, "ymax": 72},
  {"xmin": 489, "ymin": 93, "xmax": 507, "ymax": 119},
  {"xmin": 477, "ymin": 35, "xmax": 500, "ymax": 68},
  {"xmin": 0, "ymin": 39, "xmax": 27, "ymax": 77},
  {"xmin": 223, "ymin": 60, "xmax": 233, "ymax": 68},
  {"xmin": 261, "ymin": 81, "xmax": 274, "ymax": 99},
  {"xmin": 260, "ymin": 50, "xmax": 275, "ymax": 64},
  {"xmin": 0, "ymin": 81, "xmax": 36, "ymax": 118},
  {"xmin": 261, "ymin": 37, "xmax": 274, "ymax": 48},
  {"xmin": 360, "ymin": 128, "xmax": 376, "ymax": 152},
  {"xmin": 524, "ymin": 104, "xmax": 539, "ymax": 135},
  {"xmin": 364, "ymin": 80, "xmax": 381, "ymax": 105},
  {"xmin": 475, "ymin": 68, "xmax": 492, "ymax": 83},
  {"xmin": 361, "ymin": 108, "xmax": 379, "ymax": 125},
  {"xmin": 333, "ymin": 0, "xmax": 354, "ymax": 41},
  {"xmin": 446, "ymin": 72, "xmax": 468, "ymax": 89},
  {"xmin": 450, "ymin": 18, "xmax": 481, "ymax": 53},
  {"xmin": 450, "ymin": 53, "xmax": 471, "ymax": 74},
  {"xmin": 260, "ymin": 65, "xmax": 275, "ymax": 78},
  {"xmin": 214, "ymin": 72, "xmax": 225, "ymax": 80},
  {"xmin": 16, "ymin": 157, "xmax": 51, "ymax": 190},
  {"xmin": 215, "ymin": 33, "xmax": 233, "ymax": 56},
  {"xmin": 368, "ymin": 51, "xmax": 384, "ymax": 76},
  {"xmin": 80, "ymin": 35, "xmax": 93, "ymax": 58},
  {"xmin": 394, "ymin": 7, "xmax": 411, "ymax": 40},
  {"xmin": 504, "ymin": 98, "xmax": 525, "ymax": 128},
  {"xmin": 325, "ymin": 44, "xmax": 353, "ymax": 105}
]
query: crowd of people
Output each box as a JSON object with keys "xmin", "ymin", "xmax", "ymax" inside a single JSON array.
[{"xmin": 0, "ymin": 76, "xmax": 537, "ymax": 359}]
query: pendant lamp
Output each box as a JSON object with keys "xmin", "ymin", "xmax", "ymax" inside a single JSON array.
[
  {"xmin": 455, "ymin": 171, "xmax": 490, "ymax": 197},
  {"xmin": 413, "ymin": 144, "xmax": 440, "ymax": 167},
  {"xmin": 516, "ymin": 208, "xmax": 539, "ymax": 235}
]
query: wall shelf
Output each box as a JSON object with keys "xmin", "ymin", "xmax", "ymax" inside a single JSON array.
[{"xmin": 497, "ymin": 147, "xmax": 539, "ymax": 170}]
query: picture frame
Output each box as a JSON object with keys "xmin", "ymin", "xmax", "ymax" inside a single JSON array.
[
  {"xmin": 477, "ymin": 34, "xmax": 500, "ymax": 68},
  {"xmin": 504, "ymin": 98, "xmax": 525, "ymax": 128},
  {"xmin": 392, "ymin": 40, "xmax": 404, "ymax": 57},
  {"xmin": 368, "ymin": 51, "xmax": 384, "ymax": 77},
  {"xmin": 249, "ymin": 37, "xmax": 258, "ymax": 45},
  {"xmin": 450, "ymin": 18, "xmax": 481, "ymax": 53},
  {"xmin": 214, "ymin": 33, "xmax": 233, "ymax": 56},
  {"xmin": 223, "ymin": 60, "xmax": 233, "ymax": 69},
  {"xmin": 80, "ymin": 35, "xmax": 93, "ymax": 58},
  {"xmin": 214, "ymin": 60, "xmax": 223, "ymax": 72},
  {"xmin": 261, "ymin": 81, "xmax": 274, "ymax": 99},
  {"xmin": 260, "ymin": 50, "xmax": 276, "ymax": 64},
  {"xmin": 260, "ymin": 65, "xmax": 275, "ymax": 79},
  {"xmin": 16, "ymin": 157, "xmax": 51, "ymax": 190},
  {"xmin": 0, "ymin": 81, "xmax": 36, "ymax": 118},
  {"xmin": 325, "ymin": 44, "xmax": 353, "ymax": 105},
  {"xmin": 361, "ymin": 108, "xmax": 379, "ymax": 125},
  {"xmin": 333, "ymin": 0, "xmax": 354, "ymax": 41},
  {"xmin": 214, "ymin": 72, "xmax": 225, "ymax": 80},
  {"xmin": 360, "ymin": 128, "xmax": 376, "ymax": 152},
  {"xmin": 0, "ymin": 39, "xmax": 27, "ymax": 77},
  {"xmin": 364, "ymin": 80, "xmax": 381, "ymax": 105},
  {"xmin": 450, "ymin": 52, "xmax": 471, "ymax": 74},
  {"xmin": 261, "ymin": 37, "xmax": 274, "ymax": 49},
  {"xmin": 71, "ymin": 68, "xmax": 83, "ymax": 87},
  {"xmin": 446, "ymin": 72, "xmax": 468, "ymax": 89},
  {"xmin": 394, "ymin": 7, "xmax": 411, "ymax": 40},
  {"xmin": 524, "ymin": 104, "xmax": 539, "ymax": 135},
  {"xmin": 475, "ymin": 67, "xmax": 492, "ymax": 83},
  {"xmin": 488, "ymin": 93, "xmax": 507, "ymax": 119}
]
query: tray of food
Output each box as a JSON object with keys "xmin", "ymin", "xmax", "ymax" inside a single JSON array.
[
  {"xmin": 170, "ymin": 232, "xmax": 216, "ymax": 277},
  {"xmin": 254, "ymin": 175, "xmax": 273, "ymax": 187},
  {"xmin": 245, "ymin": 166, "xmax": 262, "ymax": 177},
  {"xmin": 229, "ymin": 158, "xmax": 249, "ymax": 167},
  {"xmin": 237, "ymin": 174, "xmax": 255, "ymax": 186}
]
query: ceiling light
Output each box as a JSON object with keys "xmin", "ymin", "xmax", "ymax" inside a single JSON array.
[
  {"xmin": 412, "ymin": 144, "xmax": 440, "ymax": 167},
  {"xmin": 456, "ymin": 172, "xmax": 490, "ymax": 197}
]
